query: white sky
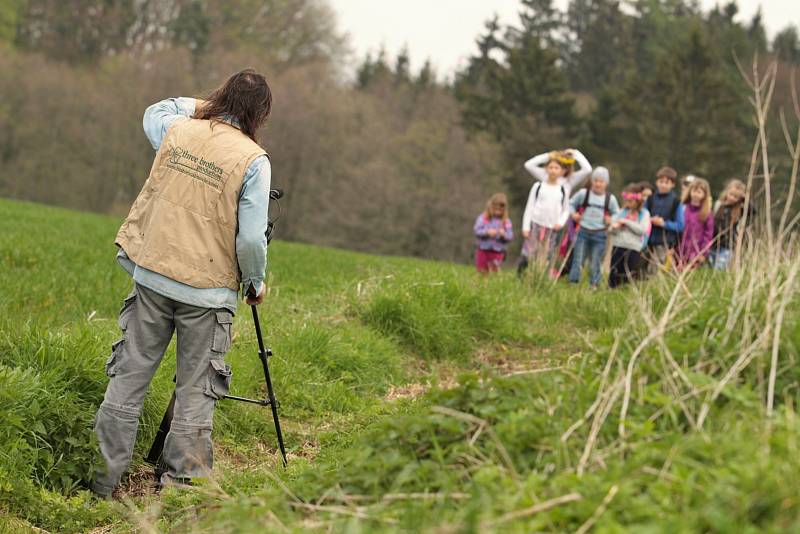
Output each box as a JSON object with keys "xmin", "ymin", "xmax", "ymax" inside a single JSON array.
[{"xmin": 331, "ymin": 0, "xmax": 800, "ymax": 77}]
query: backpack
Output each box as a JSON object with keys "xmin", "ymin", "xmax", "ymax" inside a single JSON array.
[{"xmin": 578, "ymin": 187, "xmax": 611, "ymax": 217}]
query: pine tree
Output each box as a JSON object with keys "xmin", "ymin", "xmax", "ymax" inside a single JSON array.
[
  {"xmin": 773, "ymin": 26, "xmax": 800, "ymax": 64},
  {"xmin": 591, "ymin": 26, "xmax": 750, "ymax": 189},
  {"xmin": 455, "ymin": 12, "xmax": 575, "ymax": 204},
  {"xmin": 565, "ymin": 0, "xmax": 634, "ymax": 91}
]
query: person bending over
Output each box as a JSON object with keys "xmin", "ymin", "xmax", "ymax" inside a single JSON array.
[{"xmin": 92, "ymin": 69, "xmax": 273, "ymax": 497}]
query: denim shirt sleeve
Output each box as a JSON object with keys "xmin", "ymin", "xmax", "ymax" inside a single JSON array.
[
  {"xmin": 142, "ymin": 97, "xmax": 197, "ymax": 150},
  {"xmin": 237, "ymin": 155, "xmax": 271, "ymax": 296}
]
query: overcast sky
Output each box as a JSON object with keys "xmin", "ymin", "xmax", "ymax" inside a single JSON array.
[{"xmin": 331, "ymin": 0, "xmax": 800, "ymax": 77}]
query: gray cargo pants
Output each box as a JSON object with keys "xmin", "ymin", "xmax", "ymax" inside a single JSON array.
[{"xmin": 92, "ymin": 283, "xmax": 233, "ymax": 496}]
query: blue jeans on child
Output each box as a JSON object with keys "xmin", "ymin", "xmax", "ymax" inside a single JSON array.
[{"xmin": 569, "ymin": 229, "xmax": 607, "ymax": 287}]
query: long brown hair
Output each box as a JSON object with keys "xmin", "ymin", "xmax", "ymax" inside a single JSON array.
[
  {"xmin": 682, "ymin": 177, "xmax": 712, "ymax": 222},
  {"xmin": 483, "ymin": 193, "xmax": 509, "ymax": 223},
  {"xmin": 717, "ymin": 178, "xmax": 747, "ymax": 225},
  {"xmin": 194, "ymin": 69, "xmax": 272, "ymax": 142}
]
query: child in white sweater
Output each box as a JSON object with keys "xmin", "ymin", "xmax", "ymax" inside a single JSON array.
[{"xmin": 518, "ymin": 149, "xmax": 592, "ymax": 277}]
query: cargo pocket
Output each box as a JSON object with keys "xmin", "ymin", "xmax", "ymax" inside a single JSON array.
[
  {"xmin": 104, "ymin": 339, "xmax": 125, "ymax": 377},
  {"xmin": 211, "ymin": 311, "xmax": 233, "ymax": 355},
  {"xmin": 204, "ymin": 359, "xmax": 232, "ymax": 400},
  {"xmin": 118, "ymin": 288, "xmax": 138, "ymax": 333}
]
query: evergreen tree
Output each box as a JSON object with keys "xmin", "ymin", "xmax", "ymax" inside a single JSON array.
[
  {"xmin": 456, "ymin": 13, "xmax": 575, "ymax": 204},
  {"xmin": 394, "ymin": 46, "xmax": 411, "ymax": 85},
  {"xmin": 517, "ymin": 0, "xmax": 564, "ymax": 50},
  {"xmin": 746, "ymin": 8, "xmax": 768, "ymax": 55},
  {"xmin": 415, "ymin": 59, "xmax": 435, "ymax": 89},
  {"xmin": 356, "ymin": 48, "xmax": 392, "ymax": 89},
  {"xmin": 705, "ymin": 2, "xmax": 759, "ymax": 64},
  {"xmin": 773, "ymin": 26, "xmax": 800, "ymax": 64},
  {"xmin": 591, "ymin": 26, "xmax": 749, "ymax": 189},
  {"xmin": 453, "ymin": 17, "xmax": 507, "ymax": 136},
  {"xmin": 565, "ymin": 0, "xmax": 633, "ymax": 91}
]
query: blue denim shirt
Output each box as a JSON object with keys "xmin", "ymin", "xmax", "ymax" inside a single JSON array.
[{"xmin": 117, "ymin": 97, "xmax": 270, "ymax": 313}]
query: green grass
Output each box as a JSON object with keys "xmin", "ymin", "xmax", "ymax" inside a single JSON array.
[{"xmin": 1, "ymin": 198, "xmax": 799, "ymax": 532}]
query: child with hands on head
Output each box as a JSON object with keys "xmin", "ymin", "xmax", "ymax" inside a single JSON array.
[
  {"xmin": 609, "ymin": 183, "xmax": 651, "ymax": 288},
  {"xmin": 518, "ymin": 148, "xmax": 592, "ymax": 276},
  {"xmin": 474, "ymin": 193, "xmax": 514, "ymax": 274}
]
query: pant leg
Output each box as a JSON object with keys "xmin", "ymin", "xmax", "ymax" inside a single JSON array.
[
  {"xmin": 609, "ymin": 247, "xmax": 625, "ymax": 288},
  {"xmin": 588, "ymin": 232, "xmax": 607, "ymax": 287},
  {"xmin": 516, "ymin": 254, "xmax": 529, "ymax": 278},
  {"xmin": 475, "ymin": 248, "xmax": 489, "ymax": 273},
  {"xmin": 93, "ymin": 284, "xmax": 175, "ymax": 495},
  {"xmin": 160, "ymin": 304, "xmax": 234, "ymax": 485},
  {"xmin": 625, "ymin": 250, "xmax": 642, "ymax": 283},
  {"xmin": 569, "ymin": 231, "xmax": 588, "ymax": 283}
]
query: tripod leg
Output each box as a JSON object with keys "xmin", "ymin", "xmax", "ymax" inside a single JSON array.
[
  {"xmin": 145, "ymin": 389, "xmax": 175, "ymax": 478},
  {"xmin": 251, "ymin": 304, "xmax": 288, "ymax": 466}
]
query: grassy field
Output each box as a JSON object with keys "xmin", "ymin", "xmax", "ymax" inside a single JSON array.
[{"xmin": 1, "ymin": 197, "xmax": 799, "ymax": 533}]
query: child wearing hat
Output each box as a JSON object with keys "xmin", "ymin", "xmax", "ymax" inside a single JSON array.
[{"xmin": 568, "ymin": 166, "xmax": 620, "ymax": 289}]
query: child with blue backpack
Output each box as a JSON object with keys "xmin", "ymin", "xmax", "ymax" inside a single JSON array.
[
  {"xmin": 609, "ymin": 183, "xmax": 651, "ymax": 288},
  {"xmin": 568, "ymin": 166, "xmax": 619, "ymax": 288}
]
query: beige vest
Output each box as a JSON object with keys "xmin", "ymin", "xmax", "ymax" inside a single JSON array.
[{"xmin": 116, "ymin": 119, "xmax": 266, "ymax": 291}]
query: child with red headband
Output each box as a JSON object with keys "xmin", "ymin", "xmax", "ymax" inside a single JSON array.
[{"xmin": 609, "ymin": 183, "xmax": 651, "ymax": 288}]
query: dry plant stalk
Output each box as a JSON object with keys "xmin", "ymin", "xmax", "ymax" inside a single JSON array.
[{"xmin": 565, "ymin": 57, "xmax": 800, "ymax": 477}]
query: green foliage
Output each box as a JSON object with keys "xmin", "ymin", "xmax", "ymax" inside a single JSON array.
[
  {"xmin": 0, "ymin": 0, "xmax": 24, "ymax": 44},
  {"xmin": 774, "ymin": 25, "xmax": 800, "ymax": 64},
  {"xmin": 358, "ymin": 275, "xmax": 530, "ymax": 359}
]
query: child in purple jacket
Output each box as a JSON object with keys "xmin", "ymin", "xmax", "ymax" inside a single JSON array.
[
  {"xmin": 474, "ymin": 193, "xmax": 514, "ymax": 274},
  {"xmin": 677, "ymin": 178, "xmax": 714, "ymax": 270}
]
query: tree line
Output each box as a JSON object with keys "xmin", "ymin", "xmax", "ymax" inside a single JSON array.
[{"xmin": 0, "ymin": 0, "xmax": 798, "ymax": 262}]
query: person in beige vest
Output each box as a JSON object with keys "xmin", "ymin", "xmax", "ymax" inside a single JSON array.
[{"xmin": 92, "ymin": 69, "xmax": 273, "ymax": 497}]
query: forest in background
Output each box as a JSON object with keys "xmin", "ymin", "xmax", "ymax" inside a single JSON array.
[{"xmin": 0, "ymin": 0, "xmax": 799, "ymax": 262}]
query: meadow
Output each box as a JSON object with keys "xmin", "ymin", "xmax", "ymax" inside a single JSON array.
[{"xmin": 1, "ymin": 197, "xmax": 799, "ymax": 533}]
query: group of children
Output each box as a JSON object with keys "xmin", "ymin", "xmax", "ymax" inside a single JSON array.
[{"xmin": 473, "ymin": 149, "xmax": 755, "ymax": 288}]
